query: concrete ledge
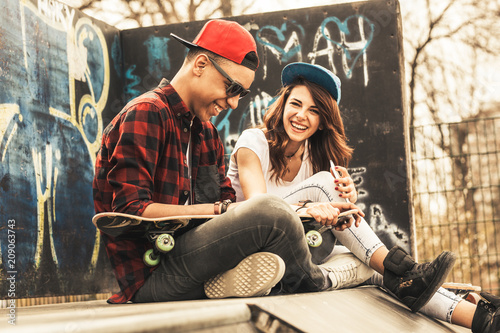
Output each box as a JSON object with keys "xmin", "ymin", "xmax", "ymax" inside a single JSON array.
[
  {"xmin": 3, "ymin": 302, "xmax": 253, "ymax": 333},
  {"xmin": 0, "ymin": 287, "xmax": 470, "ymax": 333}
]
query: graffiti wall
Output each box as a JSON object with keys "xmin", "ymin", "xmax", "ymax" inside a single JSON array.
[
  {"xmin": 0, "ymin": 0, "xmax": 122, "ymax": 297},
  {"xmin": 0, "ymin": 0, "xmax": 410, "ymax": 298}
]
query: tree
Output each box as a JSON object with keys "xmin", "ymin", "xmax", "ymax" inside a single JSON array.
[
  {"xmin": 65, "ymin": 0, "xmax": 257, "ymax": 29},
  {"xmin": 402, "ymin": 0, "xmax": 500, "ymax": 128},
  {"xmin": 401, "ymin": 0, "xmax": 500, "ymax": 289}
]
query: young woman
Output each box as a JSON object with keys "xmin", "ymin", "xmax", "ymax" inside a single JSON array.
[{"xmin": 227, "ymin": 62, "xmax": 497, "ymax": 332}]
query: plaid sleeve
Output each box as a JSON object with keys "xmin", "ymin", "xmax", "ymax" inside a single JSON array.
[{"xmin": 106, "ymin": 101, "xmax": 166, "ymax": 214}]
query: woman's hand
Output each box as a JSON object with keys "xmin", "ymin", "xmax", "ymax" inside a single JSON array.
[
  {"xmin": 332, "ymin": 166, "xmax": 358, "ymax": 203},
  {"xmin": 303, "ymin": 202, "xmax": 364, "ymax": 231}
]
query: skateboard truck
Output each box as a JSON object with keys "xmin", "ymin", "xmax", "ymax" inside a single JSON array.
[
  {"xmin": 306, "ymin": 229, "xmax": 323, "ymax": 247},
  {"xmin": 304, "ymin": 212, "xmax": 354, "ymax": 248},
  {"xmin": 143, "ymin": 231, "xmax": 176, "ymax": 266}
]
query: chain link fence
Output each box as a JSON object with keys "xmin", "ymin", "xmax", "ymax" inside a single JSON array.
[{"xmin": 411, "ymin": 116, "xmax": 500, "ymax": 293}]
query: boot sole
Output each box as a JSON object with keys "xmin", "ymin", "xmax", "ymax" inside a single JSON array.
[
  {"xmin": 410, "ymin": 251, "xmax": 456, "ymax": 312},
  {"xmin": 204, "ymin": 252, "xmax": 285, "ymax": 299}
]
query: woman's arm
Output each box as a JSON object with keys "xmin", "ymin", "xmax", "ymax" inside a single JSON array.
[{"xmin": 234, "ymin": 147, "xmax": 268, "ymax": 200}]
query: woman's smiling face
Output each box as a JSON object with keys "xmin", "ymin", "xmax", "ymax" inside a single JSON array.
[{"xmin": 283, "ymin": 85, "xmax": 321, "ymax": 144}]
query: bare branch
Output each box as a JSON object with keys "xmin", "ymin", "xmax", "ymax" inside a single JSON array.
[
  {"xmin": 239, "ymin": 0, "xmax": 255, "ymax": 14},
  {"xmin": 159, "ymin": 0, "xmax": 181, "ymax": 23}
]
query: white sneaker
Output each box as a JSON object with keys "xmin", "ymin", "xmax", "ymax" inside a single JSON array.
[
  {"xmin": 204, "ymin": 252, "xmax": 286, "ymax": 299},
  {"xmin": 320, "ymin": 253, "xmax": 374, "ymax": 290}
]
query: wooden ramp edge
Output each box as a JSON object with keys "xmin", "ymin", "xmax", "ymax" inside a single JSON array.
[{"xmin": 0, "ymin": 286, "xmax": 470, "ymax": 333}]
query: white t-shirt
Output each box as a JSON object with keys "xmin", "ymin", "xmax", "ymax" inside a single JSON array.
[{"xmin": 227, "ymin": 128, "xmax": 313, "ymax": 202}]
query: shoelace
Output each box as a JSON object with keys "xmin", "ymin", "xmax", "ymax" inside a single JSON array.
[
  {"xmin": 404, "ymin": 262, "xmax": 431, "ymax": 279},
  {"xmin": 479, "ymin": 299, "xmax": 498, "ymax": 314},
  {"xmin": 329, "ymin": 263, "xmax": 357, "ymax": 284}
]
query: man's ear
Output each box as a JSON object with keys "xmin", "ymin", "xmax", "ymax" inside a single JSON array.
[{"xmin": 193, "ymin": 54, "xmax": 209, "ymax": 77}]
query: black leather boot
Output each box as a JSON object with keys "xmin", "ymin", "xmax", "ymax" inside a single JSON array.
[
  {"xmin": 472, "ymin": 292, "xmax": 500, "ymax": 333},
  {"xmin": 383, "ymin": 246, "xmax": 456, "ymax": 312}
]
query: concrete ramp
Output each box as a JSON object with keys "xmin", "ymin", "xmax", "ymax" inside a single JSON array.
[{"xmin": 1, "ymin": 287, "xmax": 469, "ymax": 332}]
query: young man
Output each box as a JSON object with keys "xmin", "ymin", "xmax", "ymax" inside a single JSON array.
[
  {"xmin": 93, "ymin": 19, "xmax": 321, "ymax": 303},
  {"xmin": 93, "ymin": 20, "xmax": 456, "ymax": 312}
]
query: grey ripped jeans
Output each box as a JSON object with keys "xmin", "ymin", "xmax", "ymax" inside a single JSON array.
[{"xmin": 133, "ymin": 194, "xmax": 325, "ymax": 302}]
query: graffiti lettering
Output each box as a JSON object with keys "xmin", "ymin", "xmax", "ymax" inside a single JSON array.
[
  {"xmin": 31, "ymin": 144, "xmax": 59, "ymax": 269},
  {"xmin": 256, "ymin": 22, "xmax": 305, "ymax": 79},
  {"xmin": 0, "ymin": 105, "xmax": 22, "ymax": 162},
  {"xmin": 256, "ymin": 15, "xmax": 374, "ymax": 85},
  {"xmin": 320, "ymin": 15, "xmax": 375, "ymax": 85},
  {"xmin": 37, "ymin": 0, "xmax": 75, "ymax": 31},
  {"xmin": 308, "ymin": 25, "xmax": 336, "ymax": 74},
  {"xmin": 369, "ymin": 204, "xmax": 409, "ymax": 248}
]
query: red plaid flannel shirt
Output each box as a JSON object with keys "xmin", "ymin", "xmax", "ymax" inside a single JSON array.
[{"xmin": 93, "ymin": 79, "xmax": 235, "ymax": 303}]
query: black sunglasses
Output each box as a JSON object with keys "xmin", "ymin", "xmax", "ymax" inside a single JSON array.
[{"xmin": 207, "ymin": 56, "xmax": 250, "ymax": 99}]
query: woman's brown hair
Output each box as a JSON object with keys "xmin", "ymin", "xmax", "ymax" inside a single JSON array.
[{"xmin": 260, "ymin": 77, "xmax": 353, "ymax": 182}]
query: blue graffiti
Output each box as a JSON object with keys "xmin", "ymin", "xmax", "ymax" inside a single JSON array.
[
  {"xmin": 214, "ymin": 109, "xmax": 234, "ymax": 153},
  {"xmin": 111, "ymin": 35, "xmax": 122, "ymax": 78},
  {"xmin": 81, "ymin": 102, "xmax": 99, "ymax": 142},
  {"xmin": 237, "ymin": 95, "xmax": 277, "ymax": 134},
  {"xmin": 256, "ymin": 21, "xmax": 305, "ymax": 63},
  {"xmin": 124, "ymin": 65, "xmax": 141, "ymax": 100},
  {"xmin": 320, "ymin": 15, "xmax": 375, "ymax": 78},
  {"xmin": 144, "ymin": 35, "xmax": 170, "ymax": 80}
]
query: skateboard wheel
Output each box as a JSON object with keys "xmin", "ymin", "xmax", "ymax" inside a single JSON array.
[
  {"xmin": 155, "ymin": 234, "xmax": 175, "ymax": 253},
  {"xmin": 306, "ymin": 230, "xmax": 323, "ymax": 247},
  {"xmin": 143, "ymin": 249, "xmax": 161, "ymax": 267}
]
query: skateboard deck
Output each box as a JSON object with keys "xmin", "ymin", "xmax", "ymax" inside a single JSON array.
[
  {"xmin": 442, "ymin": 282, "xmax": 481, "ymax": 297},
  {"xmin": 442, "ymin": 282, "xmax": 482, "ymax": 304},
  {"xmin": 442, "ymin": 282, "xmax": 481, "ymax": 293},
  {"xmin": 92, "ymin": 212, "xmax": 216, "ymax": 238}
]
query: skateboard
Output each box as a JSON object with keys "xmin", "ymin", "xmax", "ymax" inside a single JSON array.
[
  {"xmin": 442, "ymin": 282, "xmax": 482, "ymax": 303},
  {"xmin": 92, "ymin": 212, "xmax": 215, "ymax": 267},
  {"xmin": 93, "ymin": 208, "xmax": 358, "ymax": 267}
]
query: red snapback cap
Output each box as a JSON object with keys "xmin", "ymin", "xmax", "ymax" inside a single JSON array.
[{"xmin": 171, "ymin": 20, "xmax": 259, "ymax": 71}]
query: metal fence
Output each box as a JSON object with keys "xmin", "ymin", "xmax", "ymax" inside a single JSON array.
[{"xmin": 411, "ymin": 116, "xmax": 500, "ymax": 293}]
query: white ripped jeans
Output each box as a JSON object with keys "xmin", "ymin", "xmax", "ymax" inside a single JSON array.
[{"xmin": 281, "ymin": 171, "xmax": 461, "ymax": 323}]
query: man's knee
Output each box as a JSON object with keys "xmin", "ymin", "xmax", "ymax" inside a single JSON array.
[{"xmin": 239, "ymin": 194, "xmax": 301, "ymax": 229}]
